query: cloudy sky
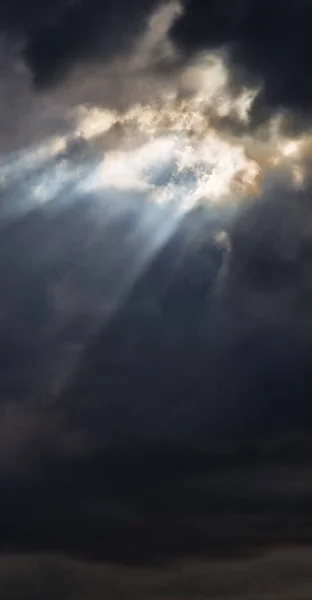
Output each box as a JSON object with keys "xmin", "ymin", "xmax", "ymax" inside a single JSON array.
[{"xmin": 2, "ymin": 0, "xmax": 312, "ymax": 597}]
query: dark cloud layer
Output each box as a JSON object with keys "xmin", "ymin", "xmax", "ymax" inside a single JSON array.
[
  {"xmin": 60, "ymin": 184, "xmax": 312, "ymax": 450},
  {"xmin": 172, "ymin": 0, "xmax": 312, "ymax": 122},
  {"xmin": 2, "ymin": 179, "xmax": 312, "ymax": 569},
  {"xmin": 0, "ymin": 0, "xmax": 160, "ymax": 86},
  {"xmin": 2, "ymin": 0, "xmax": 312, "ymax": 123}
]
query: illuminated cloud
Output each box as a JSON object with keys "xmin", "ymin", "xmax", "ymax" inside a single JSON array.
[
  {"xmin": 68, "ymin": 46, "xmax": 311, "ymax": 211},
  {"xmin": 1, "ymin": 1, "xmax": 311, "ymax": 222}
]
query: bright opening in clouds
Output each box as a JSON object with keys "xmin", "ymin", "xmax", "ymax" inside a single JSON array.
[{"xmin": 0, "ymin": 1, "xmax": 311, "ymax": 232}]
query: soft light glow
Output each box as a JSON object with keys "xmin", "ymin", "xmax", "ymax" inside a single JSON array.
[
  {"xmin": 3, "ymin": 40, "xmax": 312, "ymax": 226},
  {"xmin": 282, "ymin": 139, "xmax": 301, "ymax": 158},
  {"xmin": 69, "ymin": 49, "xmax": 312, "ymax": 212}
]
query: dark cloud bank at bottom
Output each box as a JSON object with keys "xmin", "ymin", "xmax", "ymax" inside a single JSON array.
[{"xmin": 1, "ymin": 549, "xmax": 312, "ymax": 599}]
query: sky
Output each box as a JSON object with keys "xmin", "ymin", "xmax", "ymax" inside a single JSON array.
[{"xmin": 2, "ymin": 0, "xmax": 312, "ymax": 597}]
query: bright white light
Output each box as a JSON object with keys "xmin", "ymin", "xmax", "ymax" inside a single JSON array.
[
  {"xmin": 81, "ymin": 129, "xmax": 260, "ymax": 212},
  {"xmin": 281, "ymin": 140, "xmax": 301, "ymax": 158},
  {"xmin": 96, "ymin": 136, "xmax": 178, "ymax": 192}
]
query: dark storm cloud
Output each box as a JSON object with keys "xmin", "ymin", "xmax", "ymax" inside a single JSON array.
[
  {"xmin": 3, "ymin": 175, "xmax": 312, "ymax": 565},
  {"xmin": 210, "ymin": 185, "xmax": 312, "ymax": 442},
  {"xmin": 3, "ymin": 0, "xmax": 312, "ymax": 127},
  {"xmin": 0, "ymin": 0, "xmax": 161, "ymax": 86},
  {"xmin": 60, "ymin": 180, "xmax": 312, "ymax": 452},
  {"xmin": 0, "ymin": 181, "xmax": 311, "ymax": 566},
  {"xmin": 16, "ymin": 177, "xmax": 309, "ymax": 565},
  {"xmin": 171, "ymin": 0, "xmax": 312, "ymax": 125}
]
